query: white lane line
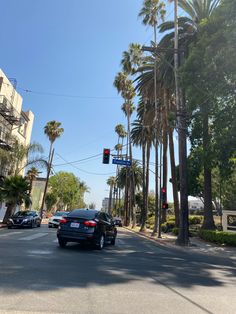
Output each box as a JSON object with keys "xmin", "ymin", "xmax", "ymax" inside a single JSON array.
[
  {"xmin": 0, "ymin": 231, "xmax": 24, "ymax": 237},
  {"xmin": 19, "ymin": 233, "xmax": 48, "ymax": 241}
]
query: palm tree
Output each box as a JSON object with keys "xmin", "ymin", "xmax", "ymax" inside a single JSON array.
[
  {"xmin": 121, "ymin": 43, "xmax": 144, "ymax": 75},
  {"xmin": 44, "ymin": 121, "xmax": 64, "ymax": 160},
  {"xmin": 139, "ymin": 0, "xmax": 166, "ymax": 235},
  {"xmin": 40, "ymin": 120, "xmax": 64, "ymax": 217},
  {"xmin": 107, "ymin": 176, "xmax": 116, "ymax": 215},
  {"xmin": 0, "ymin": 134, "xmax": 45, "ymax": 176},
  {"xmin": 114, "ymin": 73, "xmax": 136, "ymax": 225},
  {"xmin": 26, "ymin": 166, "xmax": 40, "ymax": 196},
  {"xmin": 117, "ymin": 161, "xmax": 143, "ymax": 192},
  {"xmin": 159, "ymin": 0, "xmax": 220, "ymax": 231},
  {"xmin": 114, "ymin": 124, "xmax": 127, "ymax": 215},
  {"xmin": 0, "ymin": 175, "xmax": 31, "ymax": 223}
]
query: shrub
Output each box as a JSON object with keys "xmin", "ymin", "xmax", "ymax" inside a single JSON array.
[
  {"xmin": 162, "ymin": 221, "xmax": 175, "ymax": 232},
  {"xmin": 199, "ymin": 229, "xmax": 236, "ymax": 246},
  {"xmin": 172, "ymin": 227, "xmax": 179, "ymax": 235},
  {"xmin": 189, "ymin": 216, "xmax": 203, "ymax": 225}
]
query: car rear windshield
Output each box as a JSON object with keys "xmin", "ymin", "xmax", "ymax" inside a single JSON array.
[
  {"xmin": 54, "ymin": 212, "xmax": 68, "ymax": 216},
  {"xmin": 68, "ymin": 209, "xmax": 98, "ymax": 220}
]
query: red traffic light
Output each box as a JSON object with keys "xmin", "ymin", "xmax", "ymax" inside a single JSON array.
[
  {"xmin": 161, "ymin": 187, "xmax": 166, "ymax": 193},
  {"xmin": 162, "ymin": 203, "xmax": 168, "ymax": 209},
  {"xmin": 103, "ymin": 148, "xmax": 110, "ymax": 164}
]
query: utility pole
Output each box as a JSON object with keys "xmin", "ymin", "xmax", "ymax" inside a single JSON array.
[
  {"xmin": 174, "ymin": 0, "xmax": 189, "ymax": 246},
  {"xmin": 40, "ymin": 148, "xmax": 54, "ymax": 219}
]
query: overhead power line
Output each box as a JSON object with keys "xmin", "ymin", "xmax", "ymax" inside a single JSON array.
[
  {"xmin": 54, "ymin": 153, "xmax": 116, "ymax": 176},
  {"xmin": 2, "ymin": 82, "xmax": 120, "ymax": 100}
]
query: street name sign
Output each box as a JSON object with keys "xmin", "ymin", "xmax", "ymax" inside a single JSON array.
[{"xmin": 112, "ymin": 159, "xmax": 131, "ymax": 166}]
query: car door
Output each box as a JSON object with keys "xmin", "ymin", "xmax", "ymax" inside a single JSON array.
[
  {"xmin": 104, "ymin": 213, "xmax": 115, "ymax": 240},
  {"xmin": 98, "ymin": 213, "xmax": 111, "ymax": 239}
]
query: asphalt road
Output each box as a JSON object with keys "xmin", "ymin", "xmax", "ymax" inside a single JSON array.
[{"xmin": 0, "ymin": 225, "xmax": 235, "ymax": 314}]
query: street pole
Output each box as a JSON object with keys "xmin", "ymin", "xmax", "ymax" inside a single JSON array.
[
  {"xmin": 174, "ymin": 0, "xmax": 189, "ymax": 246},
  {"xmin": 40, "ymin": 148, "xmax": 54, "ymax": 219}
]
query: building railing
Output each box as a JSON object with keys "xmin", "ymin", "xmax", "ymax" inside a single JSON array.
[{"xmin": 0, "ymin": 95, "xmax": 21, "ymax": 125}]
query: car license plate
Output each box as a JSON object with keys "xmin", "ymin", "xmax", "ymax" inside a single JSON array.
[{"xmin": 70, "ymin": 222, "xmax": 80, "ymax": 228}]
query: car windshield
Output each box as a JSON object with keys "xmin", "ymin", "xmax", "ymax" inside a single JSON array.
[
  {"xmin": 54, "ymin": 212, "xmax": 68, "ymax": 217},
  {"xmin": 13, "ymin": 211, "xmax": 35, "ymax": 217}
]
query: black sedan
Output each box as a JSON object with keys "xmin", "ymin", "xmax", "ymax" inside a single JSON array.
[
  {"xmin": 7, "ymin": 210, "xmax": 41, "ymax": 229},
  {"xmin": 57, "ymin": 209, "xmax": 117, "ymax": 250}
]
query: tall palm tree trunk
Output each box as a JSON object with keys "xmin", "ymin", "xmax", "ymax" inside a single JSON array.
[
  {"xmin": 140, "ymin": 142, "xmax": 146, "ymax": 231},
  {"xmin": 145, "ymin": 142, "xmax": 151, "ymax": 229},
  {"xmin": 162, "ymin": 89, "xmax": 168, "ymax": 223},
  {"xmin": 176, "ymin": 88, "xmax": 189, "ymax": 245},
  {"xmin": 169, "ymin": 128, "xmax": 179, "ymax": 227},
  {"xmin": 3, "ymin": 203, "xmax": 15, "ymax": 224},
  {"xmin": 202, "ymin": 111, "xmax": 215, "ymax": 230},
  {"xmin": 153, "ymin": 139, "xmax": 159, "ymax": 235},
  {"xmin": 108, "ymin": 185, "xmax": 113, "ymax": 215}
]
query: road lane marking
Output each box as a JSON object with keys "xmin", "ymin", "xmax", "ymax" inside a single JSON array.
[
  {"xmin": 0, "ymin": 231, "xmax": 24, "ymax": 237},
  {"xmin": 19, "ymin": 233, "xmax": 48, "ymax": 241}
]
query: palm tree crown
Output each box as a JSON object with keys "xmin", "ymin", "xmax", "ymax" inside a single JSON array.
[{"xmin": 44, "ymin": 121, "xmax": 64, "ymax": 145}]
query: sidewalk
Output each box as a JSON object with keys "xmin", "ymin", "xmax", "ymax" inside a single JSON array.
[{"xmin": 124, "ymin": 226, "xmax": 236, "ymax": 259}]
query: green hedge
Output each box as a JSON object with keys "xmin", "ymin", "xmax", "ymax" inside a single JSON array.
[
  {"xmin": 199, "ymin": 229, "xmax": 236, "ymax": 246},
  {"xmin": 189, "ymin": 216, "xmax": 202, "ymax": 225},
  {"xmin": 161, "ymin": 221, "xmax": 176, "ymax": 233}
]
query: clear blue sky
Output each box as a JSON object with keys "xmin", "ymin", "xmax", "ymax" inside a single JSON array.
[{"xmin": 1, "ymin": 0, "xmax": 177, "ymax": 208}]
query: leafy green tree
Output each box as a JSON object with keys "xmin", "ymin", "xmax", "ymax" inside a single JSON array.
[
  {"xmin": 47, "ymin": 172, "xmax": 88, "ymax": 211},
  {"xmin": 0, "ymin": 175, "xmax": 31, "ymax": 223},
  {"xmin": 26, "ymin": 167, "xmax": 40, "ymax": 196},
  {"xmin": 45, "ymin": 192, "xmax": 57, "ymax": 212},
  {"xmin": 181, "ymin": 0, "xmax": 236, "ymax": 229}
]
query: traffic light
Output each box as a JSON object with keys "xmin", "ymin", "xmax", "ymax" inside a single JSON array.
[
  {"xmin": 161, "ymin": 187, "xmax": 167, "ymax": 202},
  {"xmin": 162, "ymin": 203, "xmax": 169, "ymax": 210},
  {"xmin": 103, "ymin": 148, "xmax": 110, "ymax": 164}
]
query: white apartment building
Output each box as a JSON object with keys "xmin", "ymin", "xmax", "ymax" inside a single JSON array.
[
  {"xmin": 0, "ymin": 69, "xmax": 34, "ymax": 221},
  {"xmin": 0, "ymin": 69, "xmax": 34, "ymax": 175}
]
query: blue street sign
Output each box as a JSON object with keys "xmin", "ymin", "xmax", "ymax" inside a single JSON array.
[{"xmin": 112, "ymin": 159, "xmax": 131, "ymax": 166}]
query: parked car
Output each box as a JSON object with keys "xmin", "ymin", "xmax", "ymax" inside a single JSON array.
[
  {"xmin": 48, "ymin": 211, "xmax": 69, "ymax": 228},
  {"xmin": 57, "ymin": 209, "xmax": 117, "ymax": 250},
  {"xmin": 7, "ymin": 210, "xmax": 41, "ymax": 229},
  {"xmin": 113, "ymin": 217, "xmax": 123, "ymax": 227}
]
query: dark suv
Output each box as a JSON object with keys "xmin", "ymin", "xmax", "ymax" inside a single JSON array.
[{"xmin": 57, "ymin": 209, "xmax": 117, "ymax": 249}]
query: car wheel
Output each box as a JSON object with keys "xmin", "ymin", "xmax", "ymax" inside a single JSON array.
[
  {"xmin": 37, "ymin": 222, "xmax": 41, "ymax": 227},
  {"xmin": 96, "ymin": 234, "xmax": 105, "ymax": 250},
  {"xmin": 111, "ymin": 236, "xmax": 116, "ymax": 245},
  {"xmin": 7, "ymin": 226, "xmax": 12, "ymax": 229},
  {"xmin": 48, "ymin": 224, "xmax": 52, "ymax": 228},
  {"xmin": 58, "ymin": 239, "xmax": 67, "ymax": 248}
]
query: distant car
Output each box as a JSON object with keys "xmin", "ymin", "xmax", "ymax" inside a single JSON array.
[
  {"xmin": 113, "ymin": 217, "xmax": 123, "ymax": 227},
  {"xmin": 7, "ymin": 210, "xmax": 41, "ymax": 229},
  {"xmin": 57, "ymin": 209, "xmax": 117, "ymax": 250},
  {"xmin": 48, "ymin": 211, "xmax": 69, "ymax": 228}
]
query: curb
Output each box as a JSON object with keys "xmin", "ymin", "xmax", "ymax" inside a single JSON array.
[
  {"xmin": 122, "ymin": 226, "xmax": 178, "ymax": 248},
  {"xmin": 122, "ymin": 226, "xmax": 236, "ymax": 258}
]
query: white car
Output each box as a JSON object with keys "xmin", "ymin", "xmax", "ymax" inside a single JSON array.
[{"xmin": 48, "ymin": 211, "xmax": 69, "ymax": 228}]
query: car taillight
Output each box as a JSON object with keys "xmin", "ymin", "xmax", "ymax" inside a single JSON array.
[
  {"xmin": 60, "ymin": 218, "xmax": 68, "ymax": 224},
  {"xmin": 84, "ymin": 220, "xmax": 97, "ymax": 227}
]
